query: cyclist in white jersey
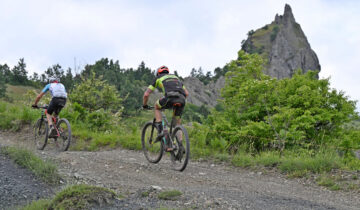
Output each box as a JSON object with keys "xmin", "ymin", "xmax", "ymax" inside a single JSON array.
[{"xmin": 32, "ymin": 77, "xmax": 67, "ymax": 134}]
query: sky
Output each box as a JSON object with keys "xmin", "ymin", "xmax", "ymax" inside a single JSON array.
[{"xmin": 1, "ymin": 0, "xmax": 359, "ymax": 109}]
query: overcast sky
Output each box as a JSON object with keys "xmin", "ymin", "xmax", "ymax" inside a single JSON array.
[{"xmin": 1, "ymin": 0, "xmax": 359, "ymax": 109}]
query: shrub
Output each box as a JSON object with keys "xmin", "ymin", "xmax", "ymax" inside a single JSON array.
[
  {"xmin": 70, "ymin": 72, "xmax": 123, "ymax": 112},
  {"xmin": 207, "ymin": 51, "xmax": 358, "ymax": 153}
]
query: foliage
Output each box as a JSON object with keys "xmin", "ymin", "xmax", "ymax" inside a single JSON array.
[
  {"xmin": 247, "ymin": 30, "xmax": 255, "ymax": 36},
  {"xmin": 158, "ymin": 190, "xmax": 182, "ymax": 200},
  {"xmin": 21, "ymin": 199, "xmax": 51, "ymax": 210},
  {"xmin": 208, "ymin": 50, "xmax": 358, "ymax": 153},
  {"xmin": 81, "ymin": 59, "xmax": 155, "ymax": 114},
  {"xmin": 21, "ymin": 184, "xmax": 117, "ymax": 210},
  {"xmin": 86, "ymin": 109, "xmax": 113, "ymax": 131},
  {"xmin": 190, "ymin": 67, "xmax": 213, "ymax": 85},
  {"xmin": 50, "ymin": 184, "xmax": 116, "ymax": 209},
  {"xmin": 1, "ymin": 146, "xmax": 60, "ymax": 184},
  {"xmin": 270, "ymin": 25, "xmax": 280, "ymax": 41},
  {"xmin": 182, "ymin": 103, "xmax": 211, "ymax": 123},
  {"xmin": 70, "ymin": 72, "xmax": 123, "ymax": 112},
  {"xmin": 0, "ymin": 69, "xmax": 6, "ymax": 98},
  {"xmin": 0, "ymin": 101, "xmax": 38, "ymax": 131},
  {"xmin": 10, "ymin": 58, "xmax": 29, "ymax": 85}
]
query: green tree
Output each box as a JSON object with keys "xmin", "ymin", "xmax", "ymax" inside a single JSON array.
[
  {"xmin": 0, "ymin": 64, "xmax": 12, "ymax": 83},
  {"xmin": 0, "ymin": 69, "xmax": 6, "ymax": 98},
  {"xmin": 80, "ymin": 59, "xmax": 154, "ymax": 114},
  {"xmin": 11, "ymin": 58, "xmax": 28, "ymax": 85},
  {"xmin": 70, "ymin": 72, "xmax": 123, "ymax": 112},
  {"xmin": 43, "ymin": 64, "xmax": 65, "ymax": 83},
  {"xmin": 61, "ymin": 68, "xmax": 74, "ymax": 90}
]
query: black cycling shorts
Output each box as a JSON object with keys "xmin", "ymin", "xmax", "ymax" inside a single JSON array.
[
  {"xmin": 157, "ymin": 94, "xmax": 186, "ymax": 117},
  {"xmin": 47, "ymin": 97, "xmax": 66, "ymax": 115}
]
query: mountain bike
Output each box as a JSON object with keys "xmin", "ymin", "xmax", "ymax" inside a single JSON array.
[
  {"xmin": 32, "ymin": 105, "xmax": 71, "ymax": 151},
  {"xmin": 141, "ymin": 106, "xmax": 190, "ymax": 171}
]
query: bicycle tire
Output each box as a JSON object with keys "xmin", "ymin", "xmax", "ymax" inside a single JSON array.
[
  {"xmin": 56, "ymin": 118, "xmax": 71, "ymax": 151},
  {"xmin": 141, "ymin": 121, "xmax": 163, "ymax": 163},
  {"xmin": 34, "ymin": 118, "xmax": 48, "ymax": 150},
  {"xmin": 170, "ymin": 125, "xmax": 190, "ymax": 171}
]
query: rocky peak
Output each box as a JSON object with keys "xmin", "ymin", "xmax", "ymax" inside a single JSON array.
[
  {"xmin": 185, "ymin": 4, "xmax": 321, "ymax": 107},
  {"xmin": 275, "ymin": 4, "xmax": 295, "ymax": 25},
  {"xmin": 242, "ymin": 4, "xmax": 321, "ymax": 79}
]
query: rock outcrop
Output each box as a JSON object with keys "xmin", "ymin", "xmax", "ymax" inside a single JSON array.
[
  {"xmin": 242, "ymin": 4, "xmax": 321, "ymax": 79},
  {"xmin": 183, "ymin": 76, "xmax": 225, "ymax": 107},
  {"xmin": 185, "ymin": 4, "xmax": 321, "ymax": 107}
]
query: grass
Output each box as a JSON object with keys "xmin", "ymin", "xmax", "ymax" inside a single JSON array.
[
  {"xmin": 22, "ymin": 199, "xmax": 51, "ymax": 210},
  {"xmin": 1, "ymin": 146, "xmax": 60, "ymax": 185},
  {"xmin": 5, "ymin": 84, "xmax": 37, "ymax": 102},
  {"xmin": 230, "ymin": 150, "xmax": 352, "ymax": 178},
  {"xmin": 21, "ymin": 184, "xmax": 118, "ymax": 210},
  {"xmin": 158, "ymin": 190, "xmax": 182, "ymax": 200},
  {"xmin": 316, "ymin": 175, "xmax": 341, "ymax": 191},
  {"xmin": 250, "ymin": 23, "xmax": 279, "ymax": 60},
  {"xmin": 0, "ymin": 101, "xmax": 38, "ymax": 131}
]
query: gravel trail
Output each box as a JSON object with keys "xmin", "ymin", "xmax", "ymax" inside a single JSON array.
[
  {"xmin": 0, "ymin": 151, "xmax": 53, "ymax": 209},
  {"xmin": 0, "ymin": 129, "xmax": 359, "ymax": 209}
]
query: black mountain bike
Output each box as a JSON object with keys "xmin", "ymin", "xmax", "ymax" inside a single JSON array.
[
  {"xmin": 141, "ymin": 107, "xmax": 190, "ymax": 171},
  {"xmin": 32, "ymin": 105, "xmax": 71, "ymax": 151}
]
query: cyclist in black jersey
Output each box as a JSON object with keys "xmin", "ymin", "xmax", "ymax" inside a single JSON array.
[{"xmin": 143, "ymin": 66, "xmax": 189, "ymax": 150}]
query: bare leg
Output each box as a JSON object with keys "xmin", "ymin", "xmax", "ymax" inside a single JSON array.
[
  {"xmin": 155, "ymin": 103, "xmax": 162, "ymax": 122},
  {"xmin": 46, "ymin": 113, "xmax": 53, "ymax": 127},
  {"xmin": 175, "ymin": 116, "xmax": 183, "ymax": 142}
]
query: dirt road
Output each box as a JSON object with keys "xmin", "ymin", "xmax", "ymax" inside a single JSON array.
[{"xmin": 1, "ymin": 129, "xmax": 359, "ymax": 209}]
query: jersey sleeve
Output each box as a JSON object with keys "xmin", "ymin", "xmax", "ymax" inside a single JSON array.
[
  {"xmin": 148, "ymin": 78, "xmax": 157, "ymax": 91},
  {"xmin": 41, "ymin": 84, "xmax": 50, "ymax": 93}
]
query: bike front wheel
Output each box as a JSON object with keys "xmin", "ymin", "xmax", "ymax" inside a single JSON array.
[
  {"xmin": 56, "ymin": 118, "xmax": 71, "ymax": 151},
  {"xmin": 141, "ymin": 121, "xmax": 163, "ymax": 163},
  {"xmin": 34, "ymin": 118, "xmax": 48, "ymax": 150},
  {"xmin": 170, "ymin": 125, "xmax": 190, "ymax": 171}
]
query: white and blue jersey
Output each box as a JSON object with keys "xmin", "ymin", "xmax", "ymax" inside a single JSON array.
[{"xmin": 42, "ymin": 83, "xmax": 67, "ymax": 98}]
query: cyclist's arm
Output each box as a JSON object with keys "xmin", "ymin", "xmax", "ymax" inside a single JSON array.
[
  {"xmin": 184, "ymin": 88, "xmax": 189, "ymax": 98},
  {"xmin": 34, "ymin": 84, "xmax": 50, "ymax": 106},
  {"xmin": 183, "ymin": 86, "xmax": 189, "ymax": 98},
  {"xmin": 34, "ymin": 92, "xmax": 46, "ymax": 106},
  {"xmin": 143, "ymin": 88, "xmax": 153, "ymax": 106}
]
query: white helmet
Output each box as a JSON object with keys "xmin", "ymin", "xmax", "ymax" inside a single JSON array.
[{"xmin": 49, "ymin": 76, "xmax": 60, "ymax": 83}]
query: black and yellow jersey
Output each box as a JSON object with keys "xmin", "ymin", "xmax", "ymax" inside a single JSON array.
[{"xmin": 148, "ymin": 73, "xmax": 186, "ymax": 96}]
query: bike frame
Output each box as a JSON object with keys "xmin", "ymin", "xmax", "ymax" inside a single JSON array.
[{"xmin": 38, "ymin": 106, "xmax": 60, "ymax": 138}]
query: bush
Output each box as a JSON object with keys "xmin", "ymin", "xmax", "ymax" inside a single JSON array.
[
  {"xmin": 86, "ymin": 109, "xmax": 112, "ymax": 131},
  {"xmin": 207, "ymin": 51, "xmax": 358, "ymax": 153},
  {"xmin": 70, "ymin": 72, "xmax": 123, "ymax": 112},
  {"xmin": 0, "ymin": 101, "xmax": 38, "ymax": 131},
  {"xmin": 22, "ymin": 184, "xmax": 117, "ymax": 210}
]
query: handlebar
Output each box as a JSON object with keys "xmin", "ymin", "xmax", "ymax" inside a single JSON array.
[
  {"xmin": 141, "ymin": 106, "xmax": 154, "ymax": 110},
  {"xmin": 32, "ymin": 105, "xmax": 48, "ymax": 109}
]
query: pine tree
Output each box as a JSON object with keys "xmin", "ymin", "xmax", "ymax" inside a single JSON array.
[{"xmin": 11, "ymin": 58, "xmax": 28, "ymax": 85}]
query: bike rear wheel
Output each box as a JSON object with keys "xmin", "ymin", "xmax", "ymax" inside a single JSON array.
[
  {"xmin": 56, "ymin": 118, "xmax": 71, "ymax": 151},
  {"xmin": 170, "ymin": 125, "xmax": 190, "ymax": 171},
  {"xmin": 141, "ymin": 121, "xmax": 163, "ymax": 163},
  {"xmin": 34, "ymin": 118, "xmax": 48, "ymax": 150}
]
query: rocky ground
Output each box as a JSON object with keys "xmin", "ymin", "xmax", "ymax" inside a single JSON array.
[
  {"xmin": 0, "ymin": 127, "xmax": 359, "ymax": 209},
  {"xmin": 0, "ymin": 152, "xmax": 53, "ymax": 209}
]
